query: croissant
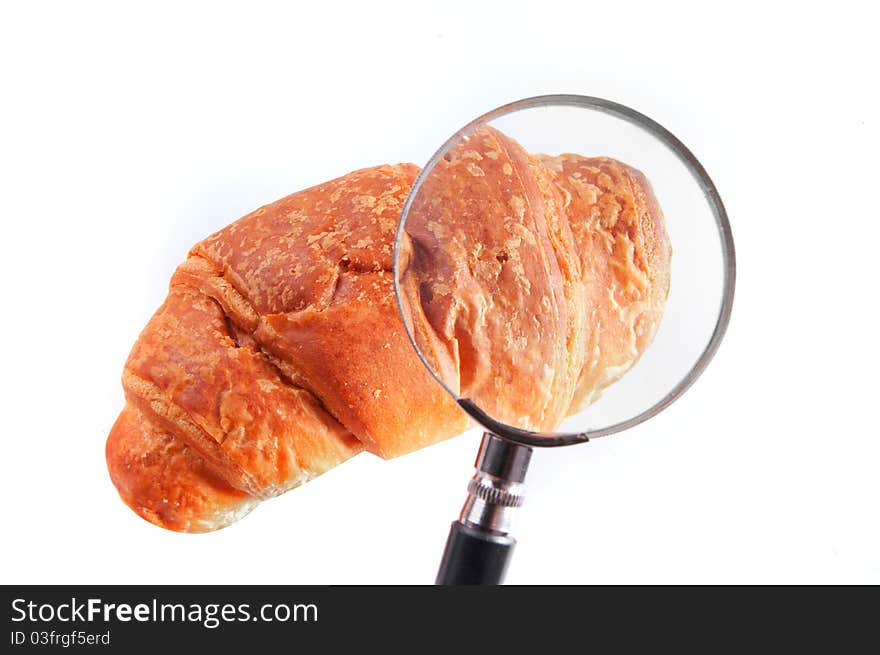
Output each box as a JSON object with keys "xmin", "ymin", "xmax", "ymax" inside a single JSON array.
[{"xmin": 106, "ymin": 127, "xmax": 671, "ymax": 532}]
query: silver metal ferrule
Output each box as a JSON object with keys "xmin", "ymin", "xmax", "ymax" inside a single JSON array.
[
  {"xmin": 460, "ymin": 473, "xmax": 525, "ymax": 535},
  {"xmin": 459, "ymin": 433, "xmax": 532, "ymax": 535}
]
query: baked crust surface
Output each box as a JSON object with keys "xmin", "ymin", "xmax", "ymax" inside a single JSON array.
[{"xmin": 107, "ymin": 131, "xmax": 671, "ymax": 532}]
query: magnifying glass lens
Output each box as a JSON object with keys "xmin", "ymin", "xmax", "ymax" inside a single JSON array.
[{"xmin": 395, "ymin": 98, "xmax": 733, "ymax": 444}]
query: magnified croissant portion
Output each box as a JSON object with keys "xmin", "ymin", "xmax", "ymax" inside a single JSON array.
[{"xmin": 106, "ymin": 127, "xmax": 670, "ymax": 532}]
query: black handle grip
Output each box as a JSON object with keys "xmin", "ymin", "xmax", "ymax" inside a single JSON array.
[{"xmin": 435, "ymin": 521, "xmax": 515, "ymax": 585}]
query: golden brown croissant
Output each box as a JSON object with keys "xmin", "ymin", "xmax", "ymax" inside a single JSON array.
[{"xmin": 106, "ymin": 127, "xmax": 670, "ymax": 532}]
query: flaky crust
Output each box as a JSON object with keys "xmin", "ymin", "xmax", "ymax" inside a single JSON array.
[
  {"xmin": 107, "ymin": 164, "xmax": 467, "ymax": 532},
  {"xmin": 106, "ymin": 131, "xmax": 671, "ymax": 532},
  {"xmin": 400, "ymin": 128, "xmax": 586, "ymax": 430},
  {"xmin": 401, "ymin": 128, "xmax": 671, "ymax": 428},
  {"xmin": 540, "ymin": 153, "xmax": 671, "ymax": 408}
]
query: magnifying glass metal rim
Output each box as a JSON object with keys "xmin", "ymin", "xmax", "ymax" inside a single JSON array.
[{"xmin": 393, "ymin": 93, "xmax": 736, "ymax": 448}]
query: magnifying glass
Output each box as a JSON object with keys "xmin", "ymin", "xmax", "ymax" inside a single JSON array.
[{"xmin": 392, "ymin": 95, "xmax": 735, "ymax": 584}]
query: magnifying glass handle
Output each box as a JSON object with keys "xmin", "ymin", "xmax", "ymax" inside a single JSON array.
[{"xmin": 435, "ymin": 433, "xmax": 532, "ymax": 585}]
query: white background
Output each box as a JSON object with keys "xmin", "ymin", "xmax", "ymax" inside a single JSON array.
[{"xmin": 1, "ymin": 1, "xmax": 877, "ymax": 584}]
